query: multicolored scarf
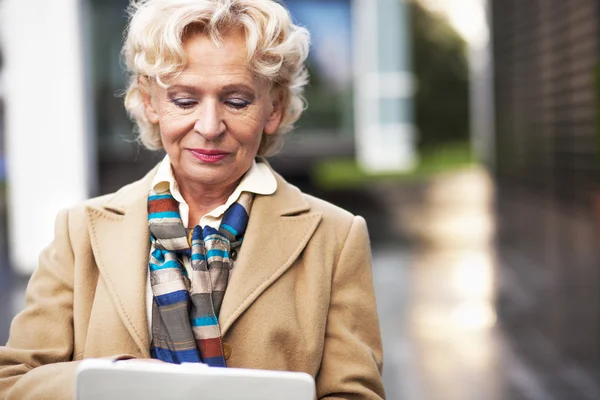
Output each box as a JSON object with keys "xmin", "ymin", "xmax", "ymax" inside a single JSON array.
[{"xmin": 147, "ymin": 189, "xmax": 253, "ymax": 367}]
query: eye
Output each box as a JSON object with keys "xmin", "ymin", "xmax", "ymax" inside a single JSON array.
[
  {"xmin": 226, "ymin": 98, "xmax": 251, "ymax": 110},
  {"xmin": 171, "ymin": 98, "xmax": 197, "ymax": 110}
]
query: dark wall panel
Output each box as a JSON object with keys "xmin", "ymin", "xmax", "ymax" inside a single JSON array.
[{"xmin": 491, "ymin": 0, "xmax": 600, "ymax": 372}]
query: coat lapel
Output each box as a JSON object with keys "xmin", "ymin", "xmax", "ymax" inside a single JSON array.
[
  {"xmin": 85, "ymin": 169, "xmax": 157, "ymax": 357},
  {"xmin": 219, "ymin": 173, "xmax": 322, "ymax": 336},
  {"xmin": 81, "ymin": 164, "xmax": 321, "ymax": 349}
]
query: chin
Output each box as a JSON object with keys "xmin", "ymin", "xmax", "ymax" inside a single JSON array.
[{"xmin": 185, "ymin": 164, "xmax": 238, "ymax": 186}]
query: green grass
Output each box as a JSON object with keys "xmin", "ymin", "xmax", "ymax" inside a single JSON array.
[{"xmin": 312, "ymin": 141, "xmax": 476, "ymax": 189}]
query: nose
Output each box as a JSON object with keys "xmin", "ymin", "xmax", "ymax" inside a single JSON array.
[{"xmin": 193, "ymin": 101, "xmax": 225, "ymax": 140}]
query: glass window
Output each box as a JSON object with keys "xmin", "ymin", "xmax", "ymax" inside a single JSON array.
[{"xmin": 283, "ymin": 0, "xmax": 354, "ymax": 138}]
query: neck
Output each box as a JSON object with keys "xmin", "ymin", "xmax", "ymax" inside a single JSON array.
[{"xmin": 177, "ymin": 178, "xmax": 239, "ymax": 225}]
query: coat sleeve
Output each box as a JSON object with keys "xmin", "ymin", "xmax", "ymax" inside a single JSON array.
[
  {"xmin": 0, "ymin": 209, "xmax": 132, "ymax": 400},
  {"xmin": 316, "ymin": 216, "xmax": 386, "ymax": 400}
]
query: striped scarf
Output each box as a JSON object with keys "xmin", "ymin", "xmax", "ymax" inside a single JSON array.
[{"xmin": 147, "ymin": 189, "xmax": 253, "ymax": 367}]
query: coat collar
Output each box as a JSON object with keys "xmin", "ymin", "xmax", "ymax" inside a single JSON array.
[
  {"xmin": 85, "ymin": 161, "xmax": 322, "ymax": 354},
  {"xmin": 100, "ymin": 160, "xmax": 311, "ymax": 218}
]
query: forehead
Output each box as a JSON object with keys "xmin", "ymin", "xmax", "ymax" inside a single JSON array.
[{"xmin": 179, "ymin": 30, "xmax": 252, "ymax": 82}]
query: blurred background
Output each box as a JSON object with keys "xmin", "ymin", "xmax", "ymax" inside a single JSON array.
[{"xmin": 1, "ymin": 0, "xmax": 600, "ymax": 399}]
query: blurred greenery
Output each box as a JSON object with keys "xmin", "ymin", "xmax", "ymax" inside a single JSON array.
[
  {"xmin": 410, "ymin": 1, "xmax": 470, "ymax": 149},
  {"xmin": 296, "ymin": 1, "xmax": 469, "ymax": 143},
  {"xmin": 313, "ymin": 140, "xmax": 475, "ymax": 189},
  {"xmin": 311, "ymin": 2, "xmax": 472, "ymax": 189}
]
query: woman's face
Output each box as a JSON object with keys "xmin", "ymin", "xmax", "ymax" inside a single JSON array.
[{"xmin": 142, "ymin": 30, "xmax": 282, "ymax": 192}]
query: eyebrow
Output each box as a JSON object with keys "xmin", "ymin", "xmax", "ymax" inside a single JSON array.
[{"xmin": 167, "ymin": 83, "xmax": 255, "ymax": 94}]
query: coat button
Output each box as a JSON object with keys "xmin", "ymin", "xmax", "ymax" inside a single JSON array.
[
  {"xmin": 187, "ymin": 229, "xmax": 194, "ymax": 247},
  {"xmin": 223, "ymin": 343, "xmax": 232, "ymax": 360},
  {"xmin": 230, "ymin": 249, "xmax": 238, "ymax": 261}
]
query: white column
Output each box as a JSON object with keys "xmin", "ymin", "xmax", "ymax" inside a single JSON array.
[
  {"xmin": 0, "ymin": 0, "xmax": 94, "ymax": 274},
  {"xmin": 470, "ymin": 0, "xmax": 495, "ymax": 169},
  {"xmin": 353, "ymin": 0, "xmax": 417, "ymax": 173}
]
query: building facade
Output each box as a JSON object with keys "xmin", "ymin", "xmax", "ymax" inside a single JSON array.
[{"xmin": 491, "ymin": 0, "xmax": 600, "ymax": 374}]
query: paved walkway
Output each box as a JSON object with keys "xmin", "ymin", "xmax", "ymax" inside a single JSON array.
[
  {"xmin": 370, "ymin": 168, "xmax": 600, "ymax": 400},
  {"xmin": 374, "ymin": 245, "xmax": 548, "ymax": 400}
]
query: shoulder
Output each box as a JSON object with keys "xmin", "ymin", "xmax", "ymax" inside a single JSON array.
[
  {"xmin": 303, "ymin": 192, "xmax": 355, "ymax": 224},
  {"xmin": 276, "ymin": 178, "xmax": 366, "ymax": 243},
  {"xmin": 304, "ymin": 191, "xmax": 368, "ymax": 241},
  {"xmin": 274, "ymin": 181, "xmax": 372, "ymax": 275},
  {"xmin": 61, "ymin": 166, "xmax": 157, "ymax": 225},
  {"xmin": 270, "ymin": 169, "xmax": 362, "ymax": 229}
]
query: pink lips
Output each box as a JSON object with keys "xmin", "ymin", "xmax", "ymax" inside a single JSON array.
[{"xmin": 189, "ymin": 149, "xmax": 230, "ymax": 163}]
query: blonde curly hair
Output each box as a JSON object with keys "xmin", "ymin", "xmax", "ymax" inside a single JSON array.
[{"xmin": 123, "ymin": 0, "xmax": 310, "ymax": 156}]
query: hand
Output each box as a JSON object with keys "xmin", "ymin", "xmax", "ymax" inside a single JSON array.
[{"xmin": 117, "ymin": 358, "xmax": 166, "ymax": 364}]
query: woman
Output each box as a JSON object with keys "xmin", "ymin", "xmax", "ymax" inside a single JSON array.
[{"xmin": 0, "ymin": 0, "xmax": 384, "ymax": 399}]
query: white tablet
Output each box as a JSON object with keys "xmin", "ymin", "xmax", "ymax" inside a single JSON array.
[{"xmin": 75, "ymin": 359, "xmax": 315, "ymax": 400}]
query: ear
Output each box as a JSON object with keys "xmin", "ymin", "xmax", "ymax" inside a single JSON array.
[
  {"xmin": 264, "ymin": 88, "xmax": 284, "ymax": 135},
  {"xmin": 139, "ymin": 76, "xmax": 160, "ymax": 124}
]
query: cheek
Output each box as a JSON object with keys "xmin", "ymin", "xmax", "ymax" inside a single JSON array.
[
  {"xmin": 159, "ymin": 112, "xmax": 194, "ymax": 142},
  {"xmin": 229, "ymin": 111, "xmax": 268, "ymax": 144}
]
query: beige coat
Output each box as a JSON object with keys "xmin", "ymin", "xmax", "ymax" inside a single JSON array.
[{"xmin": 0, "ymin": 166, "xmax": 385, "ymax": 400}]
